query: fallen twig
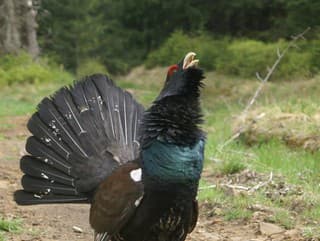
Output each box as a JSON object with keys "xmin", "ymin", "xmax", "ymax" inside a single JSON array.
[
  {"xmin": 198, "ymin": 171, "xmax": 273, "ymax": 192},
  {"xmin": 198, "ymin": 184, "xmax": 217, "ymax": 190},
  {"xmin": 249, "ymin": 171, "xmax": 273, "ymax": 192},
  {"xmin": 223, "ymin": 184, "xmax": 250, "ymax": 191}
]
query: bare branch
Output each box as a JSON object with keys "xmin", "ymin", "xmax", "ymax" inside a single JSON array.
[
  {"xmin": 217, "ymin": 27, "xmax": 310, "ymax": 152},
  {"xmin": 277, "ymin": 48, "xmax": 281, "ymax": 58},
  {"xmin": 256, "ymin": 72, "xmax": 263, "ymax": 82}
]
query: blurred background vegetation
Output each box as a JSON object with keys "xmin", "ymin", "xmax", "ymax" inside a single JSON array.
[{"xmin": 0, "ymin": 0, "xmax": 319, "ymax": 85}]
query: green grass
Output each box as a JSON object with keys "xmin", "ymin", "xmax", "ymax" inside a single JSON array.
[
  {"xmin": 0, "ymin": 216, "xmax": 22, "ymax": 241},
  {"xmin": 0, "ymin": 82, "xmax": 73, "ymax": 116},
  {"xmin": 265, "ymin": 210, "xmax": 295, "ymax": 229},
  {"xmin": 303, "ymin": 226, "xmax": 320, "ymax": 239},
  {"xmin": 1, "ymin": 68, "xmax": 320, "ymax": 237},
  {"xmin": 198, "ymin": 72, "xmax": 320, "ymax": 234}
]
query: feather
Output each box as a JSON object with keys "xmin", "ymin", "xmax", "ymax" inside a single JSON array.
[
  {"xmin": 21, "ymin": 175, "xmax": 78, "ymax": 195},
  {"xmin": 16, "ymin": 74, "xmax": 145, "ymax": 204},
  {"xmin": 26, "ymin": 137, "xmax": 73, "ymax": 175},
  {"xmin": 95, "ymin": 232, "xmax": 109, "ymax": 241},
  {"xmin": 27, "ymin": 114, "xmax": 72, "ymax": 161},
  {"xmin": 14, "ymin": 190, "xmax": 88, "ymax": 205},
  {"xmin": 20, "ymin": 155, "xmax": 75, "ymax": 186}
]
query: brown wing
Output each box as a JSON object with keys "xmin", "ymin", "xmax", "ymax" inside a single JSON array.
[{"xmin": 89, "ymin": 161, "xmax": 144, "ymax": 235}]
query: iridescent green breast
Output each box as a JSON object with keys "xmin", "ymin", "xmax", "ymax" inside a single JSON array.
[{"xmin": 141, "ymin": 138, "xmax": 205, "ymax": 185}]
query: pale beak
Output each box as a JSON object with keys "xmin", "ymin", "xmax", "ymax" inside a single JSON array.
[{"xmin": 183, "ymin": 52, "xmax": 199, "ymax": 69}]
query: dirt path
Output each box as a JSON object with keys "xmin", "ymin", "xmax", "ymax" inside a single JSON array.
[{"xmin": 0, "ymin": 116, "xmax": 308, "ymax": 241}]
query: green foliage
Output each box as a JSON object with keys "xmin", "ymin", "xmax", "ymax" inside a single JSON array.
[
  {"xmin": 146, "ymin": 31, "xmax": 228, "ymax": 70},
  {"xmin": 36, "ymin": 0, "xmax": 319, "ymax": 74},
  {"xmin": 38, "ymin": 0, "xmax": 205, "ymax": 73},
  {"xmin": 308, "ymin": 39, "xmax": 320, "ymax": 73},
  {"xmin": 145, "ymin": 31, "xmax": 197, "ymax": 68},
  {"xmin": 147, "ymin": 34, "xmax": 314, "ymax": 79},
  {"xmin": 38, "ymin": 0, "xmax": 101, "ymax": 72},
  {"xmin": 218, "ymin": 39, "xmax": 313, "ymax": 79},
  {"xmin": 76, "ymin": 59, "xmax": 108, "ymax": 78},
  {"xmin": 282, "ymin": 0, "xmax": 320, "ymax": 37},
  {"xmin": 0, "ymin": 53, "xmax": 73, "ymax": 87}
]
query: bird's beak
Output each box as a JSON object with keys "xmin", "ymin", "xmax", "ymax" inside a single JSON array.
[{"xmin": 183, "ymin": 52, "xmax": 199, "ymax": 69}]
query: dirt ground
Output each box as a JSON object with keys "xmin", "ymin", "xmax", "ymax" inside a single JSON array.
[{"xmin": 0, "ymin": 116, "xmax": 310, "ymax": 241}]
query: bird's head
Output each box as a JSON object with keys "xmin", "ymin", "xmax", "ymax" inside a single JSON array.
[{"xmin": 156, "ymin": 52, "xmax": 204, "ymax": 101}]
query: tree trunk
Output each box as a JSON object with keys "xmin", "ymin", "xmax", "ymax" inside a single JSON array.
[{"xmin": 0, "ymin": 0, "xmax": 39, "ymax": 57}]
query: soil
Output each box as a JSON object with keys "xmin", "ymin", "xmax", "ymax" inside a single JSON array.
[{"xmin": 0, "ymin": 116, "xmax": 309, "ymax": 241}]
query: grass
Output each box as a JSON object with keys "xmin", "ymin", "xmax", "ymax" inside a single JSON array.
[
  {"xmin": 0, "ymin": 216, "xmax": 22, "ymax": 241},
  {"xmin": 265, "ymin": 210, "xmax": 295, "ymax": 229},
  {"xmin": 0, "ymin": 82, "xmax": 73, "ymax": 117},
  {"xmin": 1, "ymin": 67, "xmax": 320, "ymax": 238},
  {"xmin": 303, "ymin": 226, "xmax": 320, "ymax": 239}
]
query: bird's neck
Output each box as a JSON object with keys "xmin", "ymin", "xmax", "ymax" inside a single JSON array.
[
  {"xmin": 140, "ymin": 96, "xmax": 204, "ymax": 192},
  {"xmin": 141, "ymin": 96, "xmax": 203, "ymax": 147}
]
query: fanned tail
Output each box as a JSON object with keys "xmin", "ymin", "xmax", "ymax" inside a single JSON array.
[{"xmin": 15, "ymin": 74, "xmax": 144, "ymax": 205}]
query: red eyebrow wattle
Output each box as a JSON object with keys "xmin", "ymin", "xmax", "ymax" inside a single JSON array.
[{"xmin": 167, "ymin": 64, "xmax": 179, "ymax": 76}]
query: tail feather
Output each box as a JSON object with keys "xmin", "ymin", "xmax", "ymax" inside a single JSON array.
[
  {"xmin": 37, "ymin": 97, "xmax": 89, "ymax": 157},
  {"xmin": 79, "ymin": 78, "xmax": 112, "ymax": 154},
  {"xmin": 27, "ymin": 114, "xmax": 72, "ymax": 161},
  {"xmin": 53, "ymin": 87, "xmax": 103, "ymax": 157},
  {"xmin": 21, "ymin": 175, "xmax": 78, "ymax": 196},
  {"xmin": 92, "ymin": 75, "xmax": 144, "ymax": 162},
  {"xmin": 20, "ymin": 156, "xmax": 74, "ymax": 186},
  {"xmin": 25, "ymin": 137, "xmax": 73, "ymax": 175},
  {"xmin": 16, "ymin": 74, "xmax": 144, "ymax": 205},
  {"xmin": 14, "ymin": 190, "xmax": 88, "ymax": 205}
]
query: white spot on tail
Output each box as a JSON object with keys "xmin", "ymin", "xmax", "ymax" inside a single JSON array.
[
  {"xmin": 79, "ymin": 106, "xmax": 89, "ymax": 113},
  {"xmin": 130, "ymin": 168, "xmax": 142, "ymax": 182},
  {"xmin": 44, "ymin": 138, "xmax": 51, "ymax": 143},
  {"xmin": 113, "ymin": 155, "xmax": 121, "ymax": 163},
  {"xmin": 34, "ymin": 194, "xmax": 42, "ymax": 199},
  {"xmin": 134, "ymin": 196, "xmax": 143, "ymax": 207},
  {"xmin": 41, "ymin": 173, "xmax": 49, "ymax": 179}
]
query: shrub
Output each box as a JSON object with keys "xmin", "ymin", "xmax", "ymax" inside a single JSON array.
[
  {"xmin": 146, "ymin": 31, "xmax": 228, "ymax": 70},
  {"xmin": 0, "ymin": 52, "xmax": 73, "ymax": 87},
  {"xmin": 146, "ymin": 31, "xmax": 196, "ymax": 68},
  {"xmin": 275, "ymin": 49, "xmax": 312, "ymax": 80},
  {"xmin": 195, "ymin": 35, "xmax": 229, "ymax": 70},
  {"xmin": 76, "ymin": 59, "xmax": 109, "ymax": 78},
  {"xmin": 217, "ymin": 39, "xmax": 313, "ymax": 80},
  {"xmin": 216, "ymin": 40, "xmax": 277, "ymax": 78},
  {"xmin": 308, "ymin": 39, "xmax": 320, "ymax": 74},
  {"xmin": 146, "ymin": 33, "xmax": 315, "ymax": 80}
]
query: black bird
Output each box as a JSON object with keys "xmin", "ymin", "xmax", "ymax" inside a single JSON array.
[{"xmin": 14, "ymin": 52, "xmax": 205, "ymax": 241}]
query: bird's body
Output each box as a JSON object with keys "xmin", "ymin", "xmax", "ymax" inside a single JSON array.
[{"xmin": 15, "ymin": 52, "xmax": 205, "ymax": 241}]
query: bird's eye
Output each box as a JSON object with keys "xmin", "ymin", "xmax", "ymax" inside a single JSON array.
[{"xmin": 167, "ymin": 64, "xmax": 179, "ymax": 77}]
